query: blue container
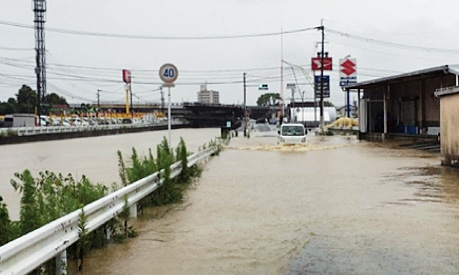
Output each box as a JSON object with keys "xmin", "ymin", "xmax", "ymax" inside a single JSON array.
[{"xmin": 406, "ymin": 126, "xmax": 417, "ymax": 135}]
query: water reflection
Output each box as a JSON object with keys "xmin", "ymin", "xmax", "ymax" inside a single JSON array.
[
  {"xmin": 440, "ymin": 167, "xmax": 459, "ymax": 204},
  {"xmin": 385, "ymin": 166, "xmax": 459, "ymax": 205}
]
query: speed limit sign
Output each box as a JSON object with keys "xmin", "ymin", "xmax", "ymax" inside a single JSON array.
[
  {"xmin": 159, "ymin": 64, "xmax": 178, "ymax": 147},
  {"xmin": 159, "ymin": 63, "xmax": 178, "ymax": 86}
]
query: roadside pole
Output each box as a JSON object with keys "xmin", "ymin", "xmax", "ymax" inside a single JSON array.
[
  {"xmin": 168, "ymin": 86, "xmax": 171, "ymax": 144},
  {"xmin": 159, "ymin": 63, "xmax": 178, "ymax": 146}
]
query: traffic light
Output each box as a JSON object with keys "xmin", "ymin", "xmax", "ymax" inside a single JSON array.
[{"xmin": 258, "ymin": 84, "xmax": 268, "ymax": 90}]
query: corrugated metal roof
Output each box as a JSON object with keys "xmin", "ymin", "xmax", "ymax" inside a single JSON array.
[{"xmin": 344, "ymin": 65, "xmax": 459, "ymax": 90}]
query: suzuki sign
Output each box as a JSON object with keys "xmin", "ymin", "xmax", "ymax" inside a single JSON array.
[{"xmin": 339, "ymin": 58, "xmax": 357, "ymax": 87}]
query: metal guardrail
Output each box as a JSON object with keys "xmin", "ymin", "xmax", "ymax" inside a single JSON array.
[
  {"xmin": 0, "ymin": 145, "xmax": 218, "ymax": 275},
  {"xmin": 0, "ymin": 120, "xmax": 185, "ymax": 137}
]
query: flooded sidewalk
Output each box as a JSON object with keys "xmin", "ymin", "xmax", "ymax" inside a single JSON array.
[{"xmin": 82, "ymin": 133, "xmax": 459, "ymax": 274}]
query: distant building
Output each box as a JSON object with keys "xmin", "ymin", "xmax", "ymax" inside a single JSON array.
[
  {"xmin": 197, "ymin": 84, "xmax": 219, "ymax": 105},
  {"xmin": 336, "ymin": 103, "xmax": 357, "ymax": 118}
]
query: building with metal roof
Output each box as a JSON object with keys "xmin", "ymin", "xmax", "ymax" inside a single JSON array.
[{"xmin": 344, "ymin": 65, "xmax": 459, "ymax": 141}]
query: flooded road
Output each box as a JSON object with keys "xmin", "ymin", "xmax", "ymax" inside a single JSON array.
[
  {"xmin": 0, "ymin": 128, "xmax": 220, "ymax": 220},
  {"xmin": 79, "ymin": 129, "xmax": 459, "ymax": 274}
]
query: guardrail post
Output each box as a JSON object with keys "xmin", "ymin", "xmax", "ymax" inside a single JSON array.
[
  {"xmin": 104, "ymin": 224, "xmax": 111, "ymax": 240},
  {"xmin": 56, "ymin": 249, "xmax": 68, "ymax": 275},
  {"xmin": 129, "ymin": 203, "xmax": 137, "ymax": 218}
]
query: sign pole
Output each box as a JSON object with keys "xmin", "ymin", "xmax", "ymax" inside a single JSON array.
[
  {"xmin": 347, "ymin": 89, "xmax": 350, "ymax": 117},
  {"xmin": 125, "ymin": 85, "xmax": 130, "ymax": 114},
  {"xmin": 168, "ymin": 86, "xmax": 171, "ymax": 146},
  {"xmin": 159, "ymin": 63, "xmax": 178, "ymax": 147},
  {"xmin": 122, "ymin": 69, "xmax": 132, "ymax": 114},
  {"xmin": 319, "ymin": 24, "xmax": 325, "ymax": 133},
  {"xmin": 130, "ymin": 79, "xmax": 134, "ymax": 118}
]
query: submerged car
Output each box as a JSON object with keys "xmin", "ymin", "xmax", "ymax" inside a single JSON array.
[{"xmin": 278, "ymin": 123, "xmax": 307, "ymax": 144}]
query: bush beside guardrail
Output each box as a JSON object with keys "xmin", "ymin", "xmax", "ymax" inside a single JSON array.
[{"xmin": 0, "ymin": 144, "xmax": 219, "ymax": 275}]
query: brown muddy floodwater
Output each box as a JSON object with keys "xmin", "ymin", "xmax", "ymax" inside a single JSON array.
[
  {"xmin": 78, "ymin": 129, "xmax": 459, "ymax": 275},
  {"xmin": 0, "ymin": 128, "xmax": 220, "ymax": 220}
]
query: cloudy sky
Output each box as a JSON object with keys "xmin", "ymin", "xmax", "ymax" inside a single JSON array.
[{"xmin": 1, "ymin": 0, "xmax": 459, "ymax": 107}]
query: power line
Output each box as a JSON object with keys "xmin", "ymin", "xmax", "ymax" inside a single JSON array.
[
  {"xmin": 0, "ymin": 54, "xmax": 299, "ymax": 76},
  {"xmin": 47, "ymin": 82, "xmax": 93, "ymax": 102},
  {"xmin": 327, "ymin": 28, "xmax": 459, "ymax": 55},
  {"xmin": 0, "ymin": 54, "xmax": 298, "ymax": 84},
  {"xmin": 0, "ymin": 19, "xmax": 318, "ymax": 40},
  {"xmin": 1, "ymin": 53, "xmax": 399, "ymax": 85},
  {"xmin": 97, "ymin": 88, "xmax": 124, "ymax": 94},
  {"xmin": 0, "ymin": 46, "xmax": 34, "ymax": 51}
]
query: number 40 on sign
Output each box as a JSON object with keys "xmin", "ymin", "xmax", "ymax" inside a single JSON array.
[{"xmin": 159, "ymin": 63, "xmax": 178, "ymax": 87}]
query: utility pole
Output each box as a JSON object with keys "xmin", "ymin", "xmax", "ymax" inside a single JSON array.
[
  {"xmin": 96, "ymin": 89, "xmax": 101, "ymax": 119},
  {"xmin": 243, "ymin": 72, "xmax": 247, "ymax": 137},
  {"xmin": 160, "ymin": 86, "xmax": 165, "ymax": 112},
  {"xmin": 33, "ymin": 0, "xmax": 46, "ymax": 125},
  {"xmin": 319, "ymin": 22, "xmax": 325, "ymax": 133},
  {"xmin": 97, "ymin": 89, "xmax": 101, "ymax": 109},
  {"xmin": 243, "ymin": 73, "xmax": 246, "ymax": 109},
  {"xmin": 301, "ymin": 91, "xmax": 305, "ymax": 125},
  {"xmin": 280, "ymin": 26, "xmax": 284, "ymax": 124}
]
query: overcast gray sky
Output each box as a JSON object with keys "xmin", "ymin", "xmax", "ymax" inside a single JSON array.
[{"xmin": 2, "ymin": 0, "xmax": 459, "ymax": 107}]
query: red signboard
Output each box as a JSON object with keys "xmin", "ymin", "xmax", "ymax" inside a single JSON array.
[
  {"xmin": 311, "ymin": 57, "xmax": 332, "ymax": 71},
  {"xmin": 122, "ymin": 69, "xmax": 131, "ymax": 83},
  {"xmin": 339, "ymin": 58, "xmax": 357, "ymax": 87},
  {"xmin": 340, "ymin": 59, "xmax": 356, "ymax": 76}
]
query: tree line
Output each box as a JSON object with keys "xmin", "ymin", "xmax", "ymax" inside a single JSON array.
[{"xmin": 0, "ymin": 85, "xmax": 68, "ymax": 115}]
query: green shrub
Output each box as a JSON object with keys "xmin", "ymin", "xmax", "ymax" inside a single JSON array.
[
  {"xmin": 0, "ymin": 196, "xmax": 12, "ymax": 245},
  {"xmin": 10, "ymin": 170, "xmax": 107, "ymax": 236}
]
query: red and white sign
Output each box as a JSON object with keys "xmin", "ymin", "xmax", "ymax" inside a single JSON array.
[
  {"xmin": 122, "ymin": 69, "xmax": 131, "ymax": 84},
  {"xmin": 159, "ymin": 63, "xmax": 178, "ymax": 86},
  {"xmin": 311, "ymin": 57, "xmax": 332, "ymax": 71},
  {"xmin": 340, "ymin": 59, "xmax": 356, "ymax": 76},
  {"xmin": 339, "ymin": 58, "xmax": 357, "ymax": 87}
]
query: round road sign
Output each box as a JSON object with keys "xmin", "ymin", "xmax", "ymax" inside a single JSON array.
[{"xmin": 159, "ymin": 63, "xmax": 178, "ymax": 85}]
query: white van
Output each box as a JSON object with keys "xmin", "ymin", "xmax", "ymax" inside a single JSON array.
[{"xmin": 278, "ymin": 123, "xmax": 307, "ymax": 144}]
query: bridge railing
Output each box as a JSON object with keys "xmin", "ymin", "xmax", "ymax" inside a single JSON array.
[
  {"xmin": 0, "ymin": 145, "xmax": 218, "ymax": 275},
  {"xmin": 0, "ymin": 120, "xmax": 186, "ymax": 137}
]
